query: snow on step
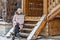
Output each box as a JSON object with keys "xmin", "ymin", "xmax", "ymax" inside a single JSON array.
[
  {"xmin": 24, "ymin": 24, "xmax": 36, "ymax": 27},
  {"xmin": 19, "ymin": 32, "xmax": 29, "ymax": 37},
  {"xmin": 22, "ymin": 28, "xmax": 32, "ymax": 31}
]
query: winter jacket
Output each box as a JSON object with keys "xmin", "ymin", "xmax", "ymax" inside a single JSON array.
[{"xmin": 13, "ymin": 13, "xmax": 24, "ymax": 30}]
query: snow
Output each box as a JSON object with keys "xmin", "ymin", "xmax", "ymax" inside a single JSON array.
[
  {"xmin": 0, "ymin": 36, "xmax": 19, "ymax": 40},
  {"xmin": 0, "ymin": 36, "xmax": 60, "ymax": 40},
  {"xmin": 0, "ymin": 36, "xmax": 11, "ymax": 40},
  {"xmin": 0, "ymin": 22, "xmax": 11, "ymax": 24}
]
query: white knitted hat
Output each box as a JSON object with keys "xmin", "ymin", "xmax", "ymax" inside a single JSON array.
[{"xmin": 16, "ymin": 8, "xmax": 22, "ymax": 12}]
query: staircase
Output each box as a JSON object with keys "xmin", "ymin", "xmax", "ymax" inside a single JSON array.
[
  {"xmin": 19, "ymin": 15, "xmax": 47, "ymax": 40},
  {"xmin": 20, "ymin": 4, "xmax": 60, "ymax": 39},
  {"xmin": 20, "ymin": 16, "xmax": 40, "ymax": 40}
]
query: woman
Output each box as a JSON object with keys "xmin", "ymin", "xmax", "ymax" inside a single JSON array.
[
  {"xmin": 12, "ymin": 8, "xmax": 24, "ymax": 40},
  {"xmin": 13, "ymin": 8, "xmax": 24, "ymax": 30}
]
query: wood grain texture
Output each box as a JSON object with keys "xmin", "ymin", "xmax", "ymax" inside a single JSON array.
[
  {"xmin": 48, "ymin": 18, "xmax": 60, "ymax": 35},
  {"xmin": 23, "ymin": 0, "xmax": 43, "ymax": 16}
]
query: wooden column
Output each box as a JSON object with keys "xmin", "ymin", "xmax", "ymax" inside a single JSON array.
[
  {"xmin": 22, "ymin": 0, "xmax": 23, "ymax": 12},
  {"xmin": 43, "ymin": 0, "xmax": 48, "ymax": 15},
  {"xmin": 43, "ymin": 0, "xmax": 48, "ymax": 36},
  {"xmin": 23, "ymin": 0, "xmax": 26, "ymax": 15}
]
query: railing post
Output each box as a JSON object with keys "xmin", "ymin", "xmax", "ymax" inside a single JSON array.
[
  {"xmin": 23, "ymin": 0, "xmax": 26, "ymax": 15},
  {"xmin": 43, "ymin": 0, "xmax": 48, "ymax": 15}
]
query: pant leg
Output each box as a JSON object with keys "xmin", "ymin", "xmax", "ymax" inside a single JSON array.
[{"xmin": 19, "ymin": 25, "xmax": 23, "ymax": 30}]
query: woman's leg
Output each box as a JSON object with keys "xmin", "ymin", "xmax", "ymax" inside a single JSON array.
[{"xmin": 19, "ymin": 25, "xmax": 23, "ymax": 30}]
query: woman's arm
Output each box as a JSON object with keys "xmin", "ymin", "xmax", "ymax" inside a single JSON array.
[{"xmin": 12, "ymin": 15, "xmax": 16, "ymax": 27}]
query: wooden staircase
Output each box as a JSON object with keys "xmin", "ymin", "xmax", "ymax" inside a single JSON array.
[
  {"xmin": 20, "ymin": 16, "xmax": 40, "ymax": 40},
  {"xmin": 20, "ymin": 4, "xmax": 60, "ymax": 39}
]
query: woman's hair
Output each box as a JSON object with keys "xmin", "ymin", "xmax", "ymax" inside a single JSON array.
[
  {"xmin": 14, "ymin": 8, "xmax": 23, "ymax": 15},
  {"xmin": 14, "ymin": 11, "xmax": 23, "ymax": 15}
]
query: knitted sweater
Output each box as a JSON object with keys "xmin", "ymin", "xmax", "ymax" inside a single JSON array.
[{"xmin": 13, "ymin": 14, "xmax": 24, "ymax": 27}]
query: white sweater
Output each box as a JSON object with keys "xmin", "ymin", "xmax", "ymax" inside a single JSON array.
[{"xmin": 13, "ymin": 14, "xmax": 24, "ymax": 27}]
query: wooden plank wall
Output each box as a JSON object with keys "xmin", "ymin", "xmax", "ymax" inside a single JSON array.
[
  {"xmin": 48, "ymin": 18, "xmax": 60, "ymax": 35},
  {"xmin": 23, "ymin": 0, "xmax": 43, "ymax": 16}
]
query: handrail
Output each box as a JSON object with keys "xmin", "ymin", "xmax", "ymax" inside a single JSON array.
[
  {"xmin": 48, "ymin": 4, "xmax": 60, "ymax": 16},
  {"xmin": 48, "ymin": 4, "xmax": 60, "ymax": 20},
  {"xmin": 27, "ymin": 15, "xmax": 46, "ymax": 40}
]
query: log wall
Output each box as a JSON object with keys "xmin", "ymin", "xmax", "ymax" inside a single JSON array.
[{"xmin": 48, "ymin": 18, "xmax": 60, "ymax": 35}]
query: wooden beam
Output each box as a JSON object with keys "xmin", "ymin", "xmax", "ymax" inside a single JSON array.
[
  {"xmin": 48, "ymin": 8, "xmax": 60, "ymax": 21},
  {"xmin": 27, "ymin": 15, "xmax": 47, "ymax": 40},
  {"xmin": 43, "ymin": 0, "xmax": 48, "ymax": 15},
  {"xmin": 32, "ymin": 16, "xmax": 46, "ymax": 39},
  {"xmin": 22, "ymin": 0, "xmax": 23, "ymax": 12},
  {"xmin": 48, "ymin": 5, "xmax": 60, "ymax": 21},
  {"xmin": 23, "ymin": 0, "xmax": 26, "ymax": 14}
]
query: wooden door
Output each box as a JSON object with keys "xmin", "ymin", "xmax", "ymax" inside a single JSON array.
[{"xmin": 23, "ymin": 0, "xmax": 43, "ymax": 16}]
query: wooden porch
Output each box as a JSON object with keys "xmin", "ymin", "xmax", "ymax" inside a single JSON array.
[{"xmin": 0, "ymin": 0, "xmax": 60, "ymax": 40}]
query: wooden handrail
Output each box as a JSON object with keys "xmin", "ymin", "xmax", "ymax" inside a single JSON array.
[
  {"xmin": 27, "ymin": 15, "xmax": 46, "ymax": 40},
  {"xmin": 48, "ymin": 4, "xmax": 60, "ymax": 21}
]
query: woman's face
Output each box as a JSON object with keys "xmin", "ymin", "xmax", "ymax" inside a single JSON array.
[{"xmin": 17, "ymin": 9, "xmax": 22, "ymax": 14}]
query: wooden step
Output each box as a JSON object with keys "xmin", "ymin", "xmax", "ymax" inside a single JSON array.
[
  {"xmin": 25, "ymin": 16, "xmax": 40, "ymax": 21},
  {"xmin": 23, "ymin": 26, "xmax": 34, "ymax": 28},
  {"xmin": 22, "ymin": 28, "xmax": 32, "ymax": 31},
  {"xmin": 21, "ymin": 38, "xmax": 26, "ymax": 40},
  {"xmin": 19, "ymin": 32, "xmax": 29, "ymax": 38},
  {"xmin": 24, "ymin": 23, "xmax": 36, "ymax": 27},
  {"xmin": 21, "ymin": 28, "xmax": 33, "ymax": 33},
  {"xmin": 24, "ymin": 21, "xmax": 37, "ymax": 24}
]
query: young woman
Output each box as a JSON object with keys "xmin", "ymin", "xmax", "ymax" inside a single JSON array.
[
  {"xmin": 12, "ymin": 8, "xmax": 24, "ymax": 40},
  {"xmin": 13, "ymin": 8, "xmax": 24, "ymax": 30}
]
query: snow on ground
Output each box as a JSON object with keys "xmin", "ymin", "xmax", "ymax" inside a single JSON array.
[
  {"xmin": 0, "ymin": 36, "xmax": 60, "ymax": 40},
  {"xmin": 0, "ymin": 36, "xmax": 19, "ymax": 40}
]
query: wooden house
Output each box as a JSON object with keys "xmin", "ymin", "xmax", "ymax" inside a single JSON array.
[{"xmin": 0, "ymin": 0, "xmax": 60, "ymax": 40}]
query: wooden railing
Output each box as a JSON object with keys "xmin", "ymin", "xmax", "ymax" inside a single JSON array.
[
  {"xmin": 48, "ymin": 0, "xmax": 60, "ymax": 20},
  {"xmin": 48, "ymin": 4, "xmax": 60, "ymax": 20},
  {"xmin": 27, "ymin": 15, "xmax": 46, "ymax": 40},
  {"xmin": 27, "ymin": 6, "xmax": 60, "ymax": 39},
  {"xmin": 27, "ymin": 0, "xmax": 60, "ymax": 40},
  {"xmin": 48, "ymin": 0, "xmax": 60, "ymax": 12}
]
